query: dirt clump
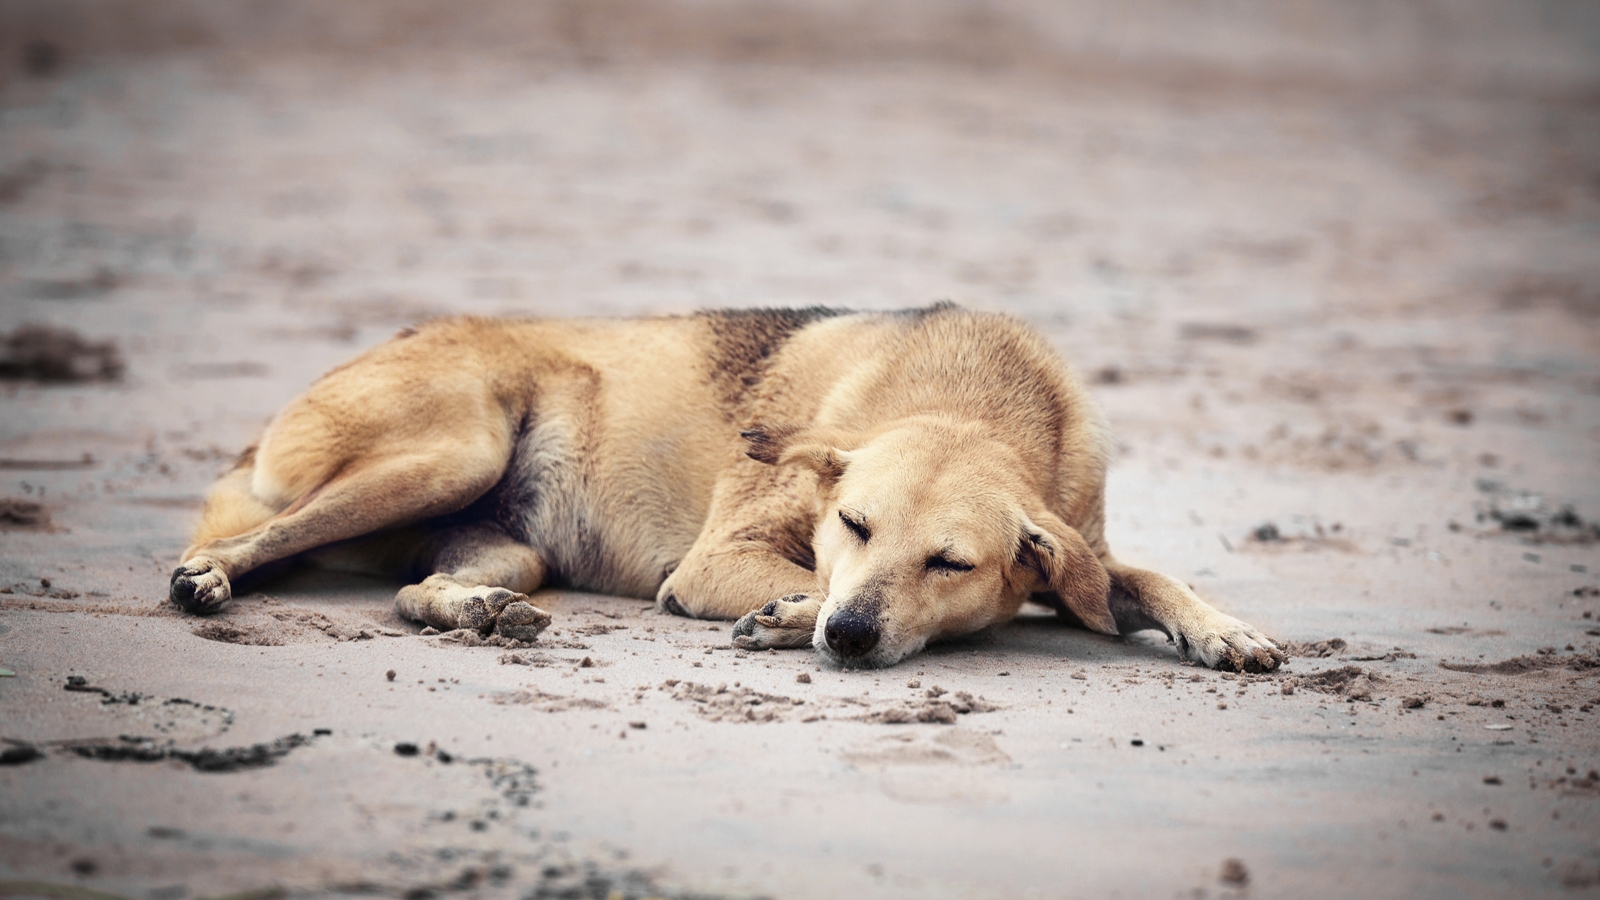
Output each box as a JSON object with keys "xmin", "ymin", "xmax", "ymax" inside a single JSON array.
[
  {"xmin": 863, "ymin": 689, "xmax": 1001, "ymax": 725},
  {"xmin": 0, "ymin": 325, "xmax": 124, "ymax": 382},
  {"xmin": 1473, "ymin": 482, "xmax": 1600, "ymax": 545},
  {"xmin": 1220, "ymin": 858, "xmax": 1249, "ymax": 887},
  {"xmin": 492, "ymin": 689, "xmax": 609, "ymax": 712},
  {"xmin": 435, "ymin": 627, "xmax": 537, "ymax": 649},
  {"xmin": 498, "ymin": 652, "xmax": 556, "ymax": 667},
  {"xmin": 1289, "ymin": 665, "xmax": 1384, "ymax": 700},
  {"xmin": 69, "ymin": 732, "xmax": 314, "ymax": 772},
  {"xmin": 1284, "ymin": 638, "xmax": 1347, "ymax": 658},
  {"xmin": 0, "ymin": 499, "xmax": 52, "ymax": 529},
  {"xmin": 659, "ymin": 680, "xmax": 803, "ymax": 723},
  {"xmin": 0, "ymin": 743, "xmax": 43, "ymax": 765},
  {"xmin": 192, "ymin": 621, "xmax": 283, "ymax": 646},
  {"xmin": 1346, "ymin": 648, "xmax": 1417, "ymax": 662}
]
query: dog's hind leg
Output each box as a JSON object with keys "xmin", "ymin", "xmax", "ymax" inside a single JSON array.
[
  {"xmin": 395, "ymin": 524, "xmax": 551, "ymax": 640},
  {"xmin": 171, "ymin": 434, "xmax": 510, "ymax": 615}
]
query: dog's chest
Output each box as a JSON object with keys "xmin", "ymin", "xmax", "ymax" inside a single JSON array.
[{"xmin": 489, "ymin": 416, "xmax": 673, "ymax": 598}]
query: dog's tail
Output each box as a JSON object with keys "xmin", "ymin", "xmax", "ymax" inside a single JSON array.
[{"xmin": 184, "ymin": 445, "xmax": 278, "ymax": 557}]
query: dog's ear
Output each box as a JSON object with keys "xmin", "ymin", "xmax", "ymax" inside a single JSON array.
[
  {"xmin": 1016, "ymin": 509, "xmax": 1115, "ymax": 635},
  {"xmin": 742, "ymin": 424, "xmax": 859, "ymax": 483}
]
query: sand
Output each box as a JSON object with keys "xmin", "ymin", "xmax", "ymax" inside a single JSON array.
[{"xmin": 1, "ymin": 1, "xmax": 1598, "ymax": 897}]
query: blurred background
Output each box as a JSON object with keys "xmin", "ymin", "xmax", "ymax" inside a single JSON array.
[
  {"xmin": 2, "ymin": 0, "xmax": 1597, "ymax": 510},
  {"xmin": 2, "ymin": 3, "xmax": 1599, "ymax": 896}
]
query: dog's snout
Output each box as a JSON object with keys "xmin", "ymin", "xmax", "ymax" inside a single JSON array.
[{"xmin": 824, "ymin": 608, "xmax": 880, "ymax": 659}]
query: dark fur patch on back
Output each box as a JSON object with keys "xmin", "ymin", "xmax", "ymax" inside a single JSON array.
[
  {"xmin": 697, "ymin": 307, "xmax": 848, "ymax": 413},
  {"xmin": 740, "ymin": 424, "xmax": 802, "ymax": 465},
  {"xmin": 893, "ymin": 299, "xmax": 960, "ymax": 319}
]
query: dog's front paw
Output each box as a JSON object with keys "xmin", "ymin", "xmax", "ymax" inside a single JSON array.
[
  {"xmin": 732, "ymin": 593, "xmax": 821, "ymax": 650},
  {"xmin": 1174, "ymin": 614, "xmax": 1285, "ymax": 673},
  {"xmin": 170, "ymin": 560, "xmax": 232, "ymax": 614}
]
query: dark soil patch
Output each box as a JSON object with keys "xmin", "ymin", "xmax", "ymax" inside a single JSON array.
[
  {"xmin": 69, "ymin": 732, "xmax": 314, "ymax": 772},
  {"xmin": 1283, "ymin": 638, "xmax": 1347, "ymax": 658},
  {"xmin": 0, "ymin": 498, "xmax": 51, "ymax": 529},
  {"xmin": 0, "ymin": 325, "xmax": 123, "ymax": 382},
  {"xmin": 1473, "ymin": 482, "xmax": 1600, "ymax": 545},
  {"xmin": 1440, "ymin": 652, "xmax": 1600, "ymax": 675},
  {"xmin": 0, "ymin": 743, "xmax": 44, "ymax": 765}
]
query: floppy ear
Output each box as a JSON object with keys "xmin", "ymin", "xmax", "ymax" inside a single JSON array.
[
  {"xmin": 741, "ymin": 424, "xmax": 859, "ymax": 484},
  {"xmin": 1017, "ymin": 509, "xmax": 1116, "ymax": 635}
]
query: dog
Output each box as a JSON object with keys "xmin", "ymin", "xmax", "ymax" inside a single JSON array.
[{"xmin": 170, "ymin": 304, "xmax": 1285, "ymax": 672}]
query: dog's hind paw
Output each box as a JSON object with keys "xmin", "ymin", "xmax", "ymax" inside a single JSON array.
[
  {"xmin": 170, "ymin": 560, "xmax": 232, "ymax": 614},
  {"xmin": 732, "ymin": 593, "xmax": 821, "ymax": 650},
  {"xmin": 495, "ymin": 599, "xmax": 552, "ymax": 642},
  {"xmin": 457, "ymin": 587, "xmax": 520, "ymax": 633},
  {"xmin": 1174, "ymin": 615, "xmax": 1286, "ymax": 673}
]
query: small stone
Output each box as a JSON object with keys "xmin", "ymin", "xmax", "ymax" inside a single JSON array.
[
  {"xmin": 579, "ymin": 656, "xmax": 594, "ymax": 668},
  {"xmin": 796, "ymin": 672, "xmax": 811, "ymax": 683},
  {"xmin": 394, "ymin": 742, "xmax": 419, "ymax": 757},
  {"xmin": 386, "ymin": 669, "xmax": 396, "ymax": 681},
  {"xmin": 629, "ymin": 721, "xmax": 647, "ymax": 729},
  {"xmin": 1219, "ymin": 858, "xmax": 1248, "ymax": 887},
  {"xmin": 419, "ymin": 626, "xmax": 439, "ymax": 636},
  {"xmin": 906, "ymin": 678, "xmax": 920, "ymax": 688}
]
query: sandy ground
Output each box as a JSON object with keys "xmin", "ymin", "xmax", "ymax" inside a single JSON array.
[{"xmin": 2, "ymin": 2, "xmax": 1599, "ymax": 897}]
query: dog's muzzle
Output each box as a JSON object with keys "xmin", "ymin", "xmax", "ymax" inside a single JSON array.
[{"xmin": 822, "ymin": 607, "xmax": 881, "ymax": 659}]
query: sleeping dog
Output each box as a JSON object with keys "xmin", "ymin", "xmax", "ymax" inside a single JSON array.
[{"xmin": 170, "ymin": 304, "xmax": 1284, "ymax": 672}]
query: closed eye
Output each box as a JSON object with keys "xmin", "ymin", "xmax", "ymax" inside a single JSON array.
[
  {"xmin": 926, "ymin": 555, "xmax": 975, "ymax": 573},
  {"xmin": 839, "ymin": 510, "xmax": 870, "ymax": 543}
]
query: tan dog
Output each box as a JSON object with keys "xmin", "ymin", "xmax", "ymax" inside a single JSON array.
[{"xmin": 171, "ymin": 304, "xmax": 1284, "ymax": 672}]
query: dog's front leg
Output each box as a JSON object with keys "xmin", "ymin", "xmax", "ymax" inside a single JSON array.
[
  {"xmin": 657, "ymin": 542, "xmax": 820, "ymax": 622},
  {"xmin": 1106, "ymin": 561, "xmax": 1285, "ymax": 672}
]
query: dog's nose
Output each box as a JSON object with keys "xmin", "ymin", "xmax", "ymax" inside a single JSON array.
[{"xmin": 824, "ymin": 608, "xmax": 880, "ymax": 659}]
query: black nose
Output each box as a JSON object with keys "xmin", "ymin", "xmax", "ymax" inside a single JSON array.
[{"xmin": 824, "ymin": 609, "xmax": 880, "ymax": 659}]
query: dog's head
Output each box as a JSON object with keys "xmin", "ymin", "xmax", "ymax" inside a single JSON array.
[{"xmin": 745, "ymin": 417, "xmax": 1112, "ymax": 667}]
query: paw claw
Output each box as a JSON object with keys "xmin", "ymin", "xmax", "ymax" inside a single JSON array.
[
  {"xmin": 1177, "ymin": 617, "xmax": 1285, "ymax": 673},
  {"xmin": 730, "ymin": 594, "xmax": 820, "ymax": 650}
]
